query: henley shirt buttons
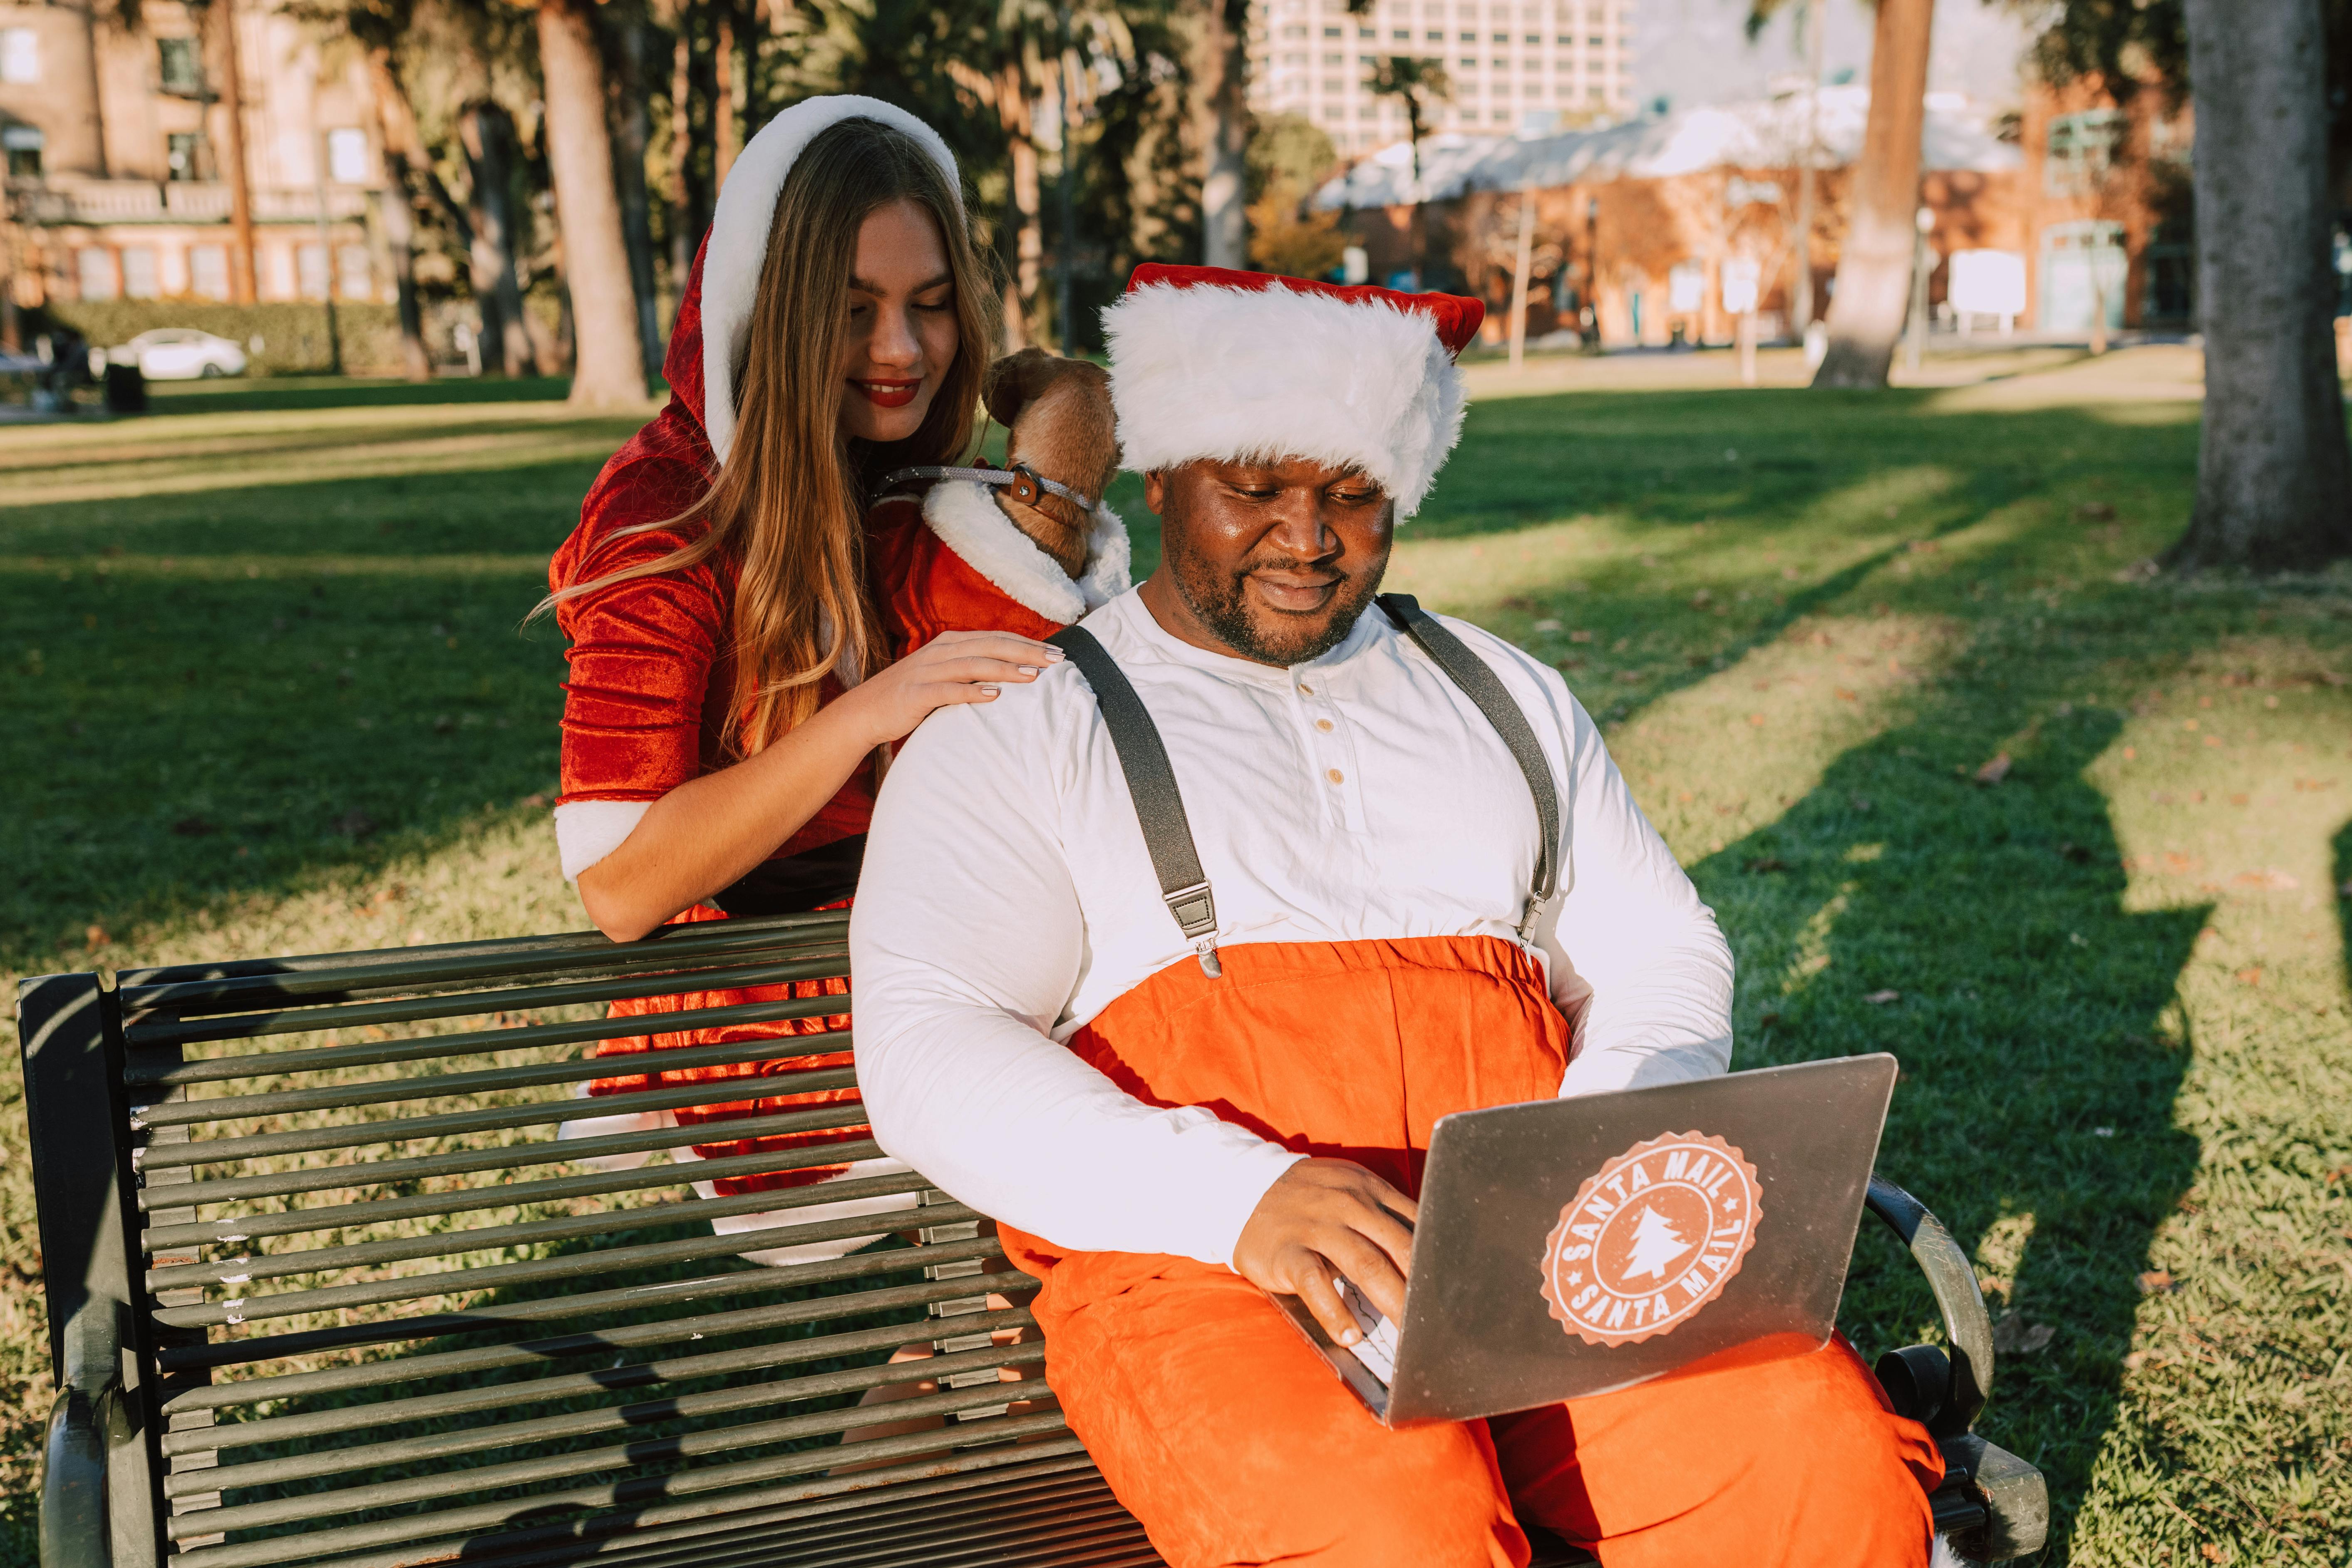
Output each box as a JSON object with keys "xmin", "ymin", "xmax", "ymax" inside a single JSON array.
[
  {"xmin": 1326, "ymin": 768, "xmax": 1345, "ymax": 785},
  {"xmin": 1315, "ymin": 718, "xmax": 1334, "ymax": 732},
  {"xmin": 1297, "ymin": 682, "xmax": 1314, "ymax": 695}
]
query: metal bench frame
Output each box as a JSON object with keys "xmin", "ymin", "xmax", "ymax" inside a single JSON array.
[{"xmin": 19, "ymin": 913, "xmax": 2046, "ymax": 1568}]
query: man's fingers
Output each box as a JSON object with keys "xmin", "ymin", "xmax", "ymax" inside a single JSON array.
[
  {"xmin": 1287, "ymin": 1253, "xmax": 1365, "ymax": 1346},
  {"xmin": 1319, "ymin": 1229, "xmax": 1408, "ymax": 1326}
]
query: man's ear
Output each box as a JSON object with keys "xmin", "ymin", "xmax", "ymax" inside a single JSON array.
[{"xmin": 1143, "ymin": 471, "xmax": 1166, "ymax": 516}]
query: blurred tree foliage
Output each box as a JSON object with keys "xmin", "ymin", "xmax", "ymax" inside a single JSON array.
[{"xmin": 1245, "ymin": 113, "xmax": 1347, "ymax": 280}]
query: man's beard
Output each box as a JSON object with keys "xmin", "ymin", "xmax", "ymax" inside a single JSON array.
[{"xmin": 1169, "ymin": 546, "xmax": 1384, "ymax": 667}]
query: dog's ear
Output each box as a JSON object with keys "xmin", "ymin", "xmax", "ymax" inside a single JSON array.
[{"xmin": 982, "ymin": 347, "xmax": 1058, "ymax": 428}]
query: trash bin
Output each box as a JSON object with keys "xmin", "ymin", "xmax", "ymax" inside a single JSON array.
[{"xmin": 104, "ymin": 359, "xmax": 147, "ymax": 414}]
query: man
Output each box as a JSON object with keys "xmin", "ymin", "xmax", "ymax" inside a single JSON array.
[{"xmin": 851, "ymin": 265, "xmax": 1943, "ymax": 1568}]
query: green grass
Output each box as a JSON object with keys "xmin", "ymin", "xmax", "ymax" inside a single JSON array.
[{"xmin": 4, "ymin": 351, "xmax": 2349, "ymax": 1566}]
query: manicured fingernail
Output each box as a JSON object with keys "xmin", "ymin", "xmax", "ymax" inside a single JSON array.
[
  {"xmin": 979, "ymin": 685, "xmax": 1000, "ymax": 696},
  {"xmin": 1341, "ymin": 1329, "xmax": 1361, "ymax": 1345},
  {"xmin": 1018, "ymin": 665, "xmax": 1040, "ymax": 676},
  {"xmin": 1045, "ymin": 648, "xmax": 1065, "ymax": 660}
]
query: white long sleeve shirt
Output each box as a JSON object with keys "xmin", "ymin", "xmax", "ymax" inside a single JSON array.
[{"xmin": 850, "ymin": 588, "xmax": 1734, "ymax": 1269}]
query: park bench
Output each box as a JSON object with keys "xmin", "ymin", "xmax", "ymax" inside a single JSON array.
[{"xmin": 21, "ymin": 911, "xmax": 2048, "ymax": 1568}]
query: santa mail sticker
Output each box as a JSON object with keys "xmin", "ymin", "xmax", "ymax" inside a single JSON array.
[{"xmin": 1538, "ymin": 1131, "xmax": 1761, "ymax": 1347}]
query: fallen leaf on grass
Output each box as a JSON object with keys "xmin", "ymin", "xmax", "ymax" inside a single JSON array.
[
  {"xmin": 1569, "ymin": 629, "xmax": 1593, "ymax": 643},
  {"xmin": 2137, "ymin": 1270, "xmax": 2176, "ymax": 1295},
  {"xmin": 1974, "ymin": 753, "xmax": 2012, "ymax": 785},
  {"xmin": 2236, "ymin": 968, "xmax": 2263, "ymax": 987},
  {"xmin": 2075, "ymin": 501, "xmax": 2116, "ymax": 522},
  {"xmin": 1863, "ymin": 989, "xmax": 1900, "ymax": 1005},
  {"xmin": 1746, "ymin": 712, "xmax": 1766, "ymax": 727},
  {"xmin": 1744, "ymin": 856, "xmax": 1789, "ymax": 874},
  {"xmin": 2232, "ymin": 870, "xmax": 2298, "ymax": 890},
  {"xmin": 84, "ymin": 923, "xmax": 109, "ymax": 950},
  {"xmin": 1990, "ymin": 1312, "xmax": 2054, "ymax": 1355}
]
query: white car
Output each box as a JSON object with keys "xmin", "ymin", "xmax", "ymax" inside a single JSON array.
[{"xmin": 119, "ymin": 328, "xmax": 248, "ymax": 380}]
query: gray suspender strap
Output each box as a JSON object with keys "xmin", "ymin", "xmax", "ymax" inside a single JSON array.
[
  {"xmin": 1377, "ymin": 593, "xmax": 1561, "ymax": 940},
  {"xmin": 1049, "ymin": 598, "xmax": 1562, "ymax": 972},
  {"xmin": 1047, "ymin": 625, "xmax": 1226, "ymax": 977}
]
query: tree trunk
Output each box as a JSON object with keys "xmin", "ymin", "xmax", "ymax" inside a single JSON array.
[
  {"xmin": 459, "ymin": 99, "xmax": 536, "ymax": 376},
  {"xmin": 2166, "ymin": 0, "xmax": 2352, "ymax": 572},
  {"xmin": 610, "ymin": 14, "xmax": 665, "ymax": 383},
  {"xmin": 1006, "ymin": 128, "xmax": 1042, "ymax": 350},
  {"xmin": 210, "ymin": 0, "xmax": 258, "ymax": 304},
  {"xmin": 713, "ymin": 5, "xmax": 737, "ymax": 189},
  {"xmin": 1195, "ymin": 0, "xmax": 1249, "ymax": 268},
  {"xmin": 363, "ymin": 46, "xmax": 432, "ymax": 381},
  {"xmin": 1812, "ymin": 0, "xmax": 1932, "ymax": 389},
  {"xmin": 72, "ymin": 0, "xmax": 107, "ymax": 176},
  {"xmin": 540, "ymin": 0, "xmax": 650, "ymax": 406},
  {"xmin": 668, "ymin": 18, "xmax": 696, "ymax": 324}
]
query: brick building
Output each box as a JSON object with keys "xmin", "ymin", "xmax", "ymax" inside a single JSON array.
[{"xmin": 1, "ymin": 0, "xmax": 385, "ymax": 313}]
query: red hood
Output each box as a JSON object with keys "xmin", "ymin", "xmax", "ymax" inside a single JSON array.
[{"xmin": 553, "ymin": 232, "xmax": 717, "ymax": 593}]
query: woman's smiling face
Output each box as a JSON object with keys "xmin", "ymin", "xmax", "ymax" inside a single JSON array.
[{"xmin": 837, "ymin": 197, "xmax": 960, "ymax": 444}]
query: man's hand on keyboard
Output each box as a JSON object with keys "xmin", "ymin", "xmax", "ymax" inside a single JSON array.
[{"xmin": 1233, "ymin": 1158, "xmax": 1417, "ymax": 1347}]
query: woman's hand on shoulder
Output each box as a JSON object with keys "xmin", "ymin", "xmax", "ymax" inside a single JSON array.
[{"xmin": 841, "ymin": 630, "xmax": 1062, "ymax": 747}]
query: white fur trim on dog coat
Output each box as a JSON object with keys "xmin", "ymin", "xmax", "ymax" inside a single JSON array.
[
  {"xmin": 919, "ymin": 479, "xmax": 1131, "ymax": 625},
  {"xmin": 702, "ymin": 97, "xmax": 961, "ymax": 466},
  {"xmin": 1102, "ymin": 279, "xmax": 1469, "ymax": 517}
]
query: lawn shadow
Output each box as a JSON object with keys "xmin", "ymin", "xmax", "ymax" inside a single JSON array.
[
  {"xmin": 146, "ymin": 377, "xmax": 581, "ymax": 417},
  {"xmin": 1693, "ymin": 680, "xmax": 2205, "ymax": 1559}
]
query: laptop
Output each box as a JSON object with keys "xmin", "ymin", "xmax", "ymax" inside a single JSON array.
[{"xmin": 1270, "ymin": 1054, "xmax": 1898, "ymax": 1428}]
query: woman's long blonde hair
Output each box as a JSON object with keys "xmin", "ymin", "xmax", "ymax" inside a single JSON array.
[{"xmin": 543, "ymin": 117, "xmax": 996, "ymax": 757}]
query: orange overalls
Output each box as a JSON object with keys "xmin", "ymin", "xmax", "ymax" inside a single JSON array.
[{"xmin": 995, "ymin": 612, "xmax": 1945, "ymax": 1568}]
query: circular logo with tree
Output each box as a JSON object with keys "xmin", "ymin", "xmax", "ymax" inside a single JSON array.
[{"xmin": 1538, "ymin": 1131, "xmax": 1761, "ymax": 1348}]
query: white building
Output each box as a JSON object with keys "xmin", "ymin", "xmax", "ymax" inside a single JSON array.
[{"xmin": 1248, "ymin": 0, "xmax": 1639, "ymax": 156}]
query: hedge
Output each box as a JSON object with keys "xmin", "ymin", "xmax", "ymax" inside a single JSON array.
[{"xmin": 28, "ymin": 301, "xmax": 413, "ymax": 377}]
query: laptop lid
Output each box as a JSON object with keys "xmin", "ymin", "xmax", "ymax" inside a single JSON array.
[{"xmin": 1370, "ymin": 1054, "xmax": 1898, "ymax": 1427}]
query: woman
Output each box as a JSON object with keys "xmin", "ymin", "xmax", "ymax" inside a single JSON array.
[{"xmin": 543, "ymin": 97, "xmax": 1124, "ymax": 1247}]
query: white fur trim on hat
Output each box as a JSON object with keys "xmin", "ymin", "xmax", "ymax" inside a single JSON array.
[
  {"xmin": 920, "ymin": 479, "xmax": 1131, "ymax": 625},
  {"xmin": 1102, "ymin": 281, "xmax": 1468, "ymax": 517},
  {"xmin": 702, "ymin": 97, "xmax": 961, "ymax": 466}
]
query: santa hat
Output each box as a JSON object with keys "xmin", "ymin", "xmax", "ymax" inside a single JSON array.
[
  {"xmin": 701, "ymin": 97, "xmax": 962, "ymax": 466},
  {"xmin": 1102, "ymin": 265, "xmax": 1485, "ymax": 517}
]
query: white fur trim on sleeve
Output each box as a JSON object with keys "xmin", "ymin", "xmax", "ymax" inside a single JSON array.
[
  {"xmin": 920, "ymin": 479, "xmax": 1131, "ymax": 626},
  {"xmin": 554, "ymin": 799, "xmax": 651, "ymax": 882},
  {"xmin": 1102, "ymin": 281, "xmax": 1467, "ymax": 517},
  {"xmin": 703, "ymin": 98, "xmax": 962, "ymax": 465}
]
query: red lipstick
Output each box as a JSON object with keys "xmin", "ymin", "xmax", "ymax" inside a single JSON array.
[{"xmin": 853, "ymin": 377, "xmax": 922, "ymax": 409}]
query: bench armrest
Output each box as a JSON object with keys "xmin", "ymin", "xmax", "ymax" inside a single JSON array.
[
  {"xmin": 1863, "ymin": 1174, "xmax": 1993, "ymax": 1434},
  {"xmin": 41, "ymin": 1308, "xmax": 123, "ymax": 1568}
]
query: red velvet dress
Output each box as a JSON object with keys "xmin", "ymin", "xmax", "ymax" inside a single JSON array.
[{"xmin": 554, "ymin": 240, "xmax": 1075, "ymax": 1196}]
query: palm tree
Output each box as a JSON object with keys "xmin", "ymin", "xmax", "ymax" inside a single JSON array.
[
  {"xmin": 2166, "ymin": 0, "xmax": 2351, "ymax": 569},
  {"xmin": 536, "ymin": 0, "xmax": 648, "ymax": 404},
  {"xmin": 1365, "ymin": 54, "xmax": 1451, "ymax": 288},
  {"xmin": 1749, "ymin": 0, "xmax": 1935, "ymax": 388}
]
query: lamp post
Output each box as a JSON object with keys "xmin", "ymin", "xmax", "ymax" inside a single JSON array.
[
  {"xmin": 1583, "ymin": 194, "xmax": 1600, "ymax": 352},
  {"xmin": 313, "ymin": 129, "xmax": 344, "ymax": 376},
  {"xmin": 1904, "ymin": 204, "xmax": 1933, "ymax": 375}
]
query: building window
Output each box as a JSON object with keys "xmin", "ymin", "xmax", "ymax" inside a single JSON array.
[
  {"xmin": 158, "ymin": 36, "xmax": 205, "ymax": 96},
  {"xmin": 298, "ymin": 242, "xmax": 330, "ymax": 301},
  {"xmin": 337, "ymin": 244, "xmax": 372, "ymax": 300},
  {"xmin": 121, "ymin": 246, "xmax": 160, "ymax": 299},
  {"xmin": 2045, "ymin": 109, "xmax": 2124, "ymax": 196},
  {"xmin": 1, "ymin": 26, "xmax": 37, "ymax": 84},
  {"xmin": 3, "ymin": 124, "xmax": 41, "ymax": 179},
  {"xmin": 190, "ymin": 244, "xmax": 229, "ymax": 300},
  {"xmin": 78, "ymin": 248, "xmax": 119, "ymax": 301},
  {"xmin": 327, "ymin": 127, "xmax": 370, "ymax": 183},
  {"xmin": 167, "ymin": 130, "xmax": 211, "ymax": 181}
]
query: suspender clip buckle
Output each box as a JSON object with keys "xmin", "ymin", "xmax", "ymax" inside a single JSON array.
[
  {"xmin": 1164, "ymin": 881, "xmax": 1222, "ymax": 978},
  {"xmin": 1516, "ymin": 896, "xmax": 1545, "ymax": 945}
]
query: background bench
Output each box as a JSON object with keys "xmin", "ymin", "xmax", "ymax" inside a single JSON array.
[{"xmin": 19, "ymin": 912, "xmax": 2044, "ymax": 1568}]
